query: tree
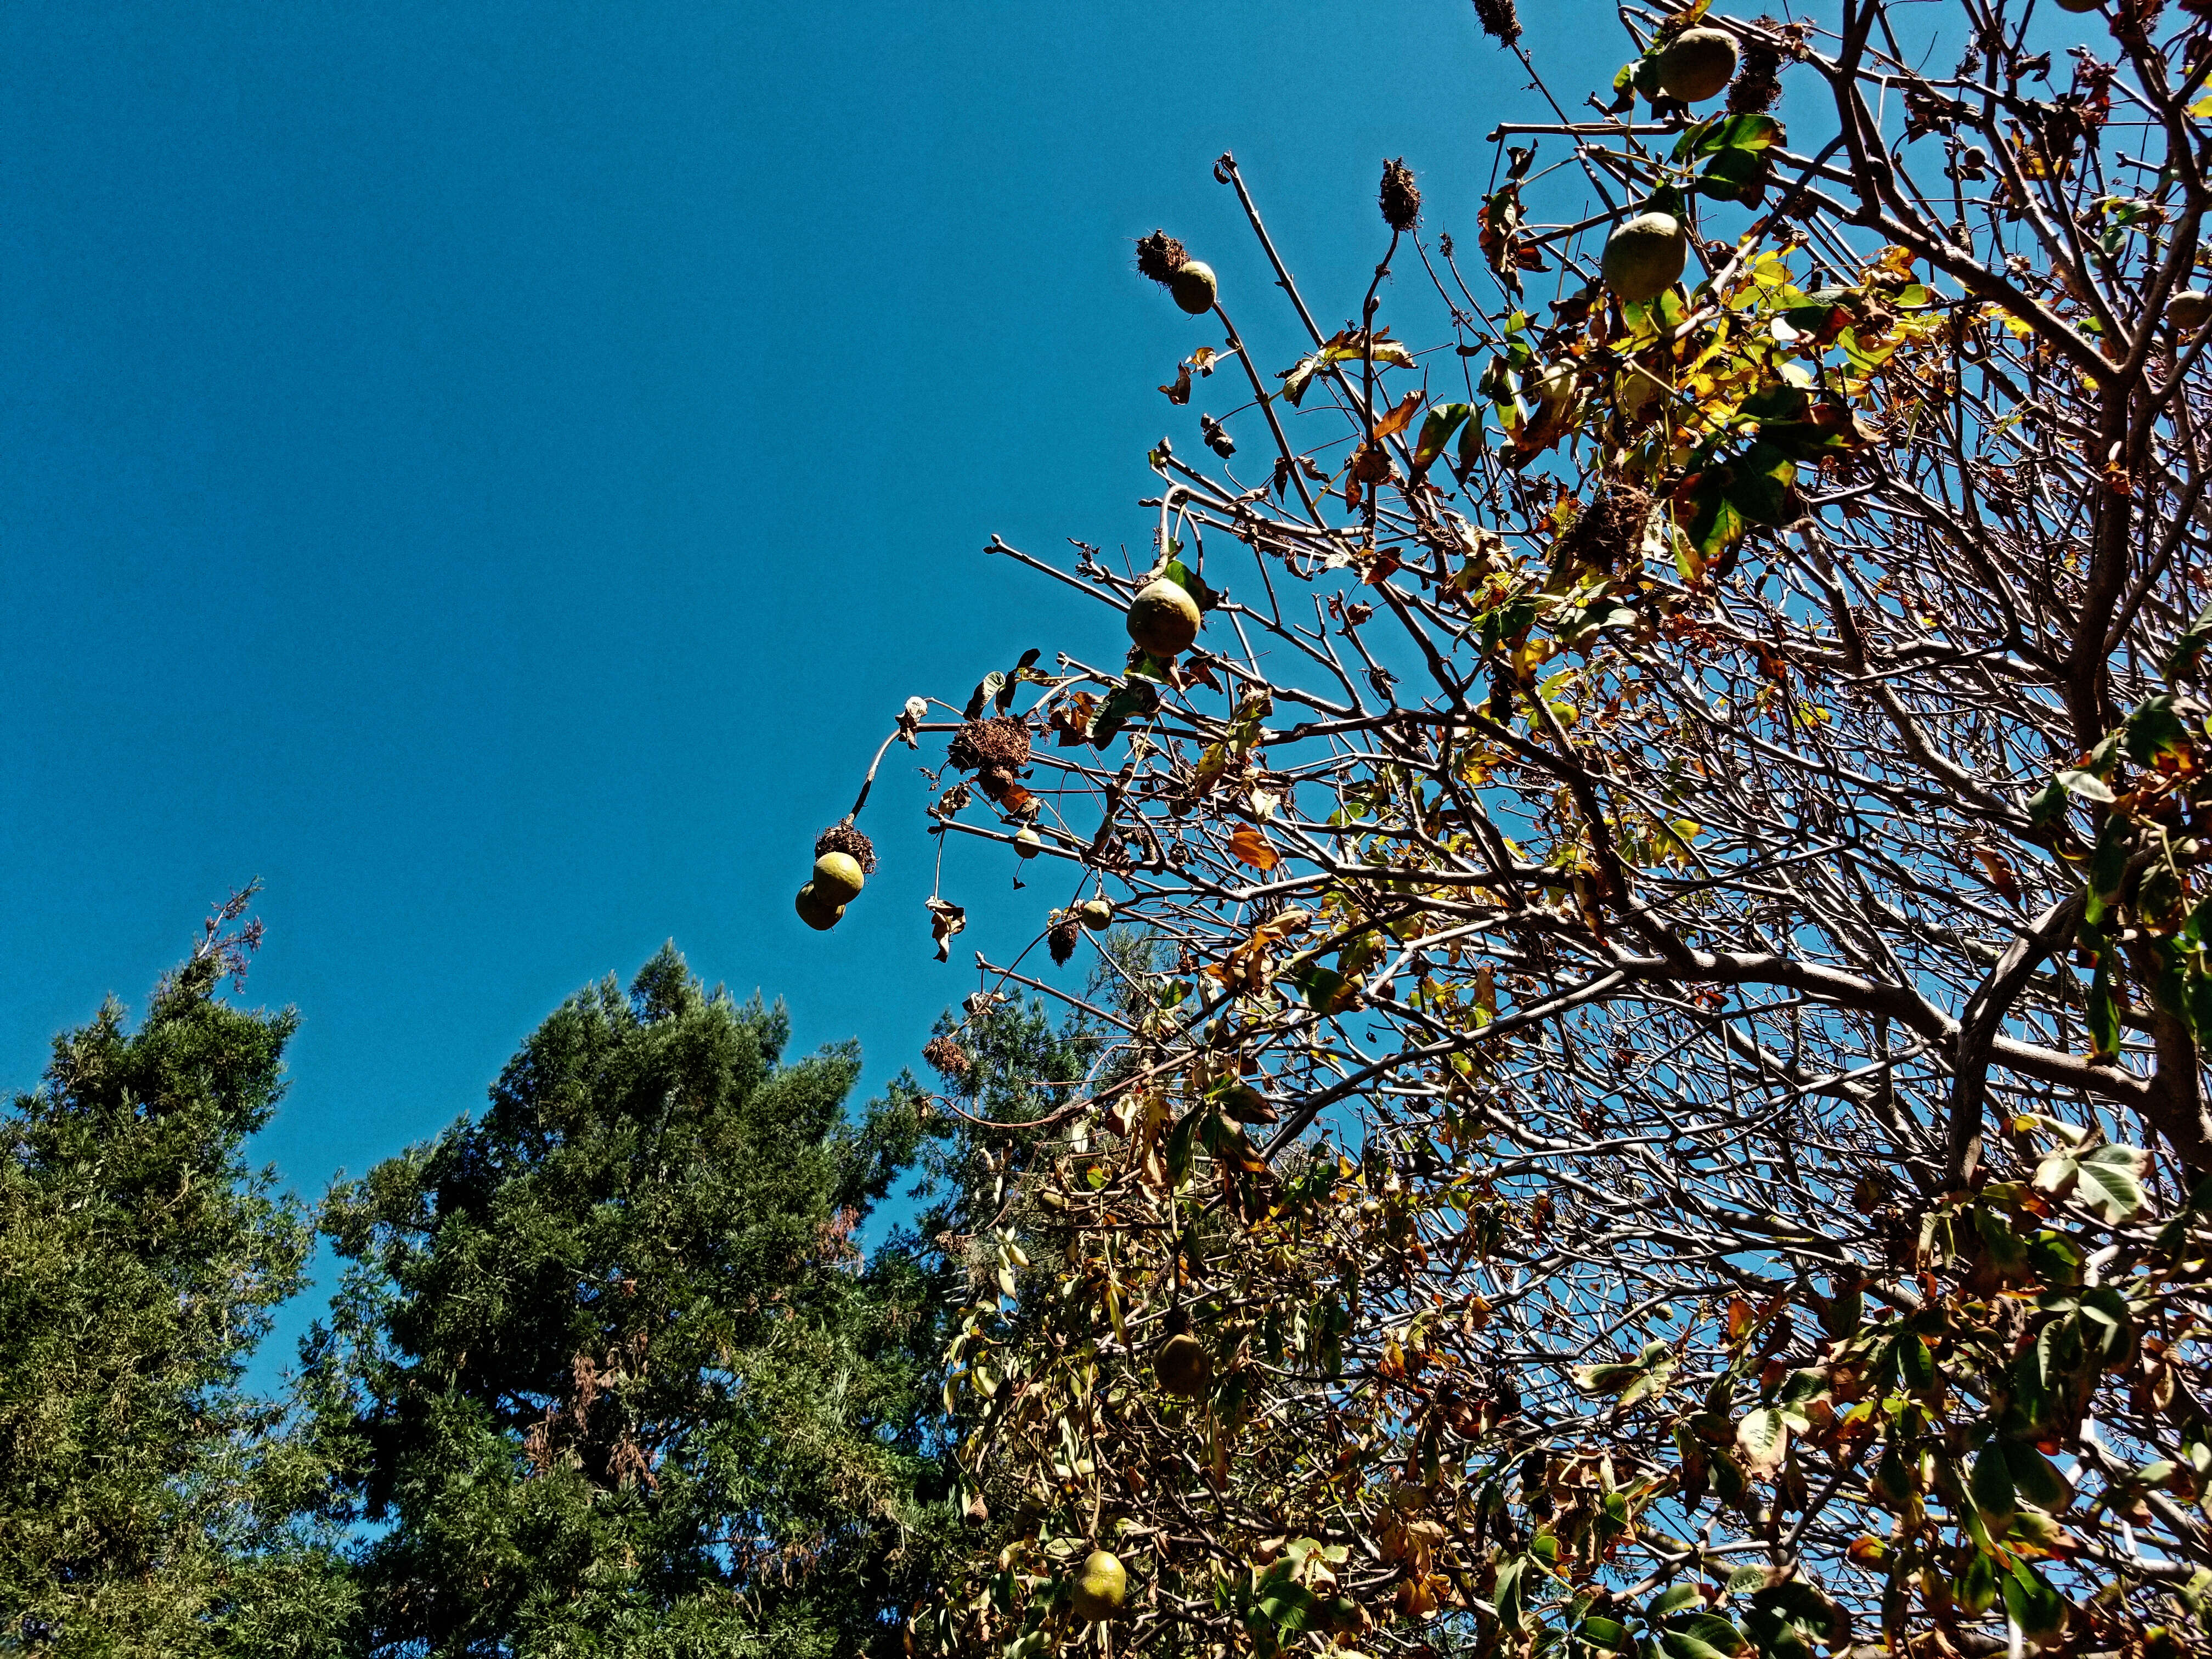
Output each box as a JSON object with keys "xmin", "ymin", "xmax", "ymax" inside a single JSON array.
[
  {"xmin": 310, "ymin": 944, "xmax": 952, "ymax": 1657},
  {"xmin": 0, "ymin": 886, "xmax": 354, "ymax": 1657},
  {"xmin": 845, "ymin": 2, "xmax": 2212, "ymax": 1654}
]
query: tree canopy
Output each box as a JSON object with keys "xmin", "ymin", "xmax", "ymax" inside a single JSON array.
[
  {"xmin": 308, "ymin": 944, "xmax": 953, "ymax": 1656},
  {"xmin": 0, "ymin": 888, "xmax": 351, "ymax": 1657},
  {"xmin": 839, "ymin": 1, "xmax": 2212, "ymax": 1655}
]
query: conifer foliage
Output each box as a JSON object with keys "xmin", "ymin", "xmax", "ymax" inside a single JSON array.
[
  {"xmin": 0, "ymin": 887, "xmax": 350, "ymax": 1656},
  {"xmin": 311, "ymin": 945, "xmax": 950, "ymax": 1656}
]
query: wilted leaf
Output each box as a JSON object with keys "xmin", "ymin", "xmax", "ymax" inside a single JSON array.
[
  {"xmin": 1737, "ymin": 1407, "xmax": 1788, "ymax": 1476},
  {"xmin": 1374, "ymin": 389, "xmax": 1424, "ymax": 439},
  {"xmin": 926, "ymin": 896, "xmax": 966, "ymax": 963}
]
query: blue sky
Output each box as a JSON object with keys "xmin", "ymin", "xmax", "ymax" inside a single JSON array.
[{"xmin": 0, "ymin": 0, "xmax": 1633, "ymax": 1375}]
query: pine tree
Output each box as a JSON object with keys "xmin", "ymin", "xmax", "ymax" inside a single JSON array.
[
  {"xmin": 0, "ymin": 889, "xmax": 353, "ymax": 1657},
  {"xmin": 312, "ymin": 945, "xmax": 952, "ymax": 1657}
]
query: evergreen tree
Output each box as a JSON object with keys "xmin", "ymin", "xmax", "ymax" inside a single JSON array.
[
  {"xmin": 0, "ymin": 888, "xmax": 353, "ymax": 1657},
  {"xmin": 312, "ymin": 945, "xmax": 952, "ymax": 1657}
]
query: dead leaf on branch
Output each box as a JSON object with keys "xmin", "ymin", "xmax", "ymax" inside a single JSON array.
[
  {"xmin": 926, "ymin": 896, "xmax": 967, "ymax": 963},
  {"xmin": 1374, "ymin": 389, "xmax": 1424, "ymax": 440}
]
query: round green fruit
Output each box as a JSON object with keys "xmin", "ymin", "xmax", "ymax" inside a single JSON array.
[
  {"xmin": 1656, "ymin": 28, "xmax": 1739, "ymax": 103},
  {"xmin": 1127, "ymin": 578, "xmax": 1202, "ymax": 657},
  {"xmin": 1169, "ymin": 259, "xmax": 1218, "ymax": 315},
  {"xmin": 1154, "ymin": 1333, "xmax": 1212, "ymax": 1398},
  {"xmin": 1602, "ymin": 212, "xmax": 1688, "ymax": 306},
  {"xmin": 2172, "ymin": 290, "xmax": 2212, "ymax": 332},
  {"xmin": 794, "ymin": 883, "xmax": 844, "ymax": 931},
  {"xmin": 812, "ymin": 851, "xmax": 865, "ymax": 905},
  {"xmin": 1014, "ymin": 827, "xmax": 1042, "ymax": 859},
  {"xmin": 1079, "ymin": 898, "xmax": 1115, "ymax": 930},
  {"xmin": 1069, "ymin": 1549, "xmax": 1128, "ymax": 1622}
]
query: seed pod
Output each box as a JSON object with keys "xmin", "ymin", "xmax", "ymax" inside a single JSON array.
[
  {"xmin": 1655, "ymin": 27, "xmax": 1739, "ymax": 103},
  {"xmin": 1155, "ymin": 1333, "xmax": 1213, "ymax": 1397},
  {"xmin": 1069, "ymin": 1550, "xmax": 1128, "ymax": 1622},
  {"xmin": 812, "ymin": 851, "xmax": 865, "ymax": 905},
  {"xmin": 794, "ymin": 883, "xmax": 844, "ymax": 931},
  {"xmin": 1169, "ymin": 259, "xmax": 1218, "ymax": 315},
  {"xmin": 1126, "ymin": 579, "xmax": 1202, "ymax": 657},
  {"xmin": 1379, "ymin": 157, "xmax": 1421, "ymax": 233},
  {"xmin": 1601, "ymin": 212, "xmax": 1688, "ymax": 305}
]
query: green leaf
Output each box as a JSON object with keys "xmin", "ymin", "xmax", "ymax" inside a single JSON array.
[
  {"xmin": 1158, "ymin": 558, "xmax": 1221, "ymax": 613},
  {"xmin": 2166, "ymin": 603, "xmax": 2212, "ymax": 683},
  {"xmin": 1253, "ymin": 1576, "xmax": 1318, "ymax": 1632},
  {"xmin": 1088, "ymin": 680, "xmax": 1160, "ymax": 746},
  {"xmin": 2088, "ymin": 958, "xmax": 2122, "ymax": 1063},
  {"xmin": 964, "ymin": 672, "xmax": 1006, "ymax": 720},
  {"xmin": 1899, "ymin": 1331, "xmax": 1936, "ymax": 1390},
  {"xmin": 1664, "ymin": 1614, "xmax": 1749, "ymax": 1659},
  {"xmin": 1651, "ymin": 1585, "xmax": 1703, "ymax": 1619},
  {"xmin": 2057, "ymin": 768, "xmax": 2116, "ymax": 804},
  {"xmin": 1163, "ymin": 1109, "xmax": 1201, "ymax": 1187},
  {"xmin": 2025, "ymin": 774, "xmax": 2069, "ymax": 825},
  {"xmin": 1970, "ymin": 1440, "xmax": 2017, "ymax": 1531},
  {"xmin": 1575, "ymin": 1361, "xmax": 1646, "ymax": 1395},
  {"xmin": 1280, "ymin": 957, "xmax": 1353, "ymax": 1014},
  {"xmin": 1959, "ymin": 1550, "xmax": 2001, "ymax": 1617},
  {"xmin": 2126, "ymin": 693, "xmax": 2191, "ymax": 767},
  {"xmin": 2005, "ymin": 1442, "xmax": 2074, "ymax": 1512},
  {"xmin": 1582, "ymin": 1617, "xmax": 1633, "ymax": 1652},
  {"xmin": 2002, "ymin": 1560, "xmax": 2069, "ymax": 1643},
  {"xmin": 1414, "ymin": 403, "xmax": 1473, "ymax": 472},
  {"xmin": 2075, "ymin": 1142, "xmax": 2148, "ymax": 1222}
]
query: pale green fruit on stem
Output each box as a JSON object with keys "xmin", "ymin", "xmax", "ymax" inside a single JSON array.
[
  {"xmin": 794, "ymin": 883, "xmax": 844, "ymax": 931},
  {"xmin": 1154, "ymin": 1332, "xmax": 1212, "ymax": 1398},
  {"xmin": 1169, "ymin": 259, "xmax": 1218, "ymax": 315},
  {"xmin": 812, "ymin": 851, "xmax": 865, "ymax": 905},
  {"xmin": 1069, "ymin": 1550, "xmax": 1128, "ymax": 1622},
  {"xmin": 1014, "ymin": 827, "xmax": 1042, "ymax": 859},
  {"xmin": 1079, "ymin": 898, "xmax": 1115, "ymax": 930},
  {"xmin": 1602, "ymin": 212, "xmax": 1688, "ymax": 305},
  {"xmin": 1126, "ymin": 578, "xmax": 1202, "ymax": 657},
  {"xmin": 2171, "ymin": 290, "xmax": 2212, "ymax": 332},
  {"xmin": 1656, "ymin": 27, "xmax": 1739, "ymax": 103}
]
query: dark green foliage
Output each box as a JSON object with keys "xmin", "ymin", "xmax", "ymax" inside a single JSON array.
[
  {"xmin": 312, "ymin": 945, "xmax": 953, "ymax": 1657},
  {"xmin": 0, "ymin": 904, "xmax": 350, "ymax": 1656}
]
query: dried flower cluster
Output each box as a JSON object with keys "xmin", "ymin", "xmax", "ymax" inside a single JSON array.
[
  {"xmin": 944, "ymin": 714, "xmax": 1031, "ymax": 801},
  {"xmin": 812, "ymin": 820, "xmax": 877, "ymax": 874},
  {"xmin": 1378, "ymin": 157, "xmax": 1420, "ymax": 233},
  {"xmin": 922, "ymin": 1034, "xmax": 970, "ymax": 1078},
  {"xmin": 1133, "ymin": 229, "xmax": 1190, "ymax": 286}
]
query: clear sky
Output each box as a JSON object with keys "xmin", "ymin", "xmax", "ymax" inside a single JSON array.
[{"xmin": 0, "ymin": 0, "xmax": 1629, "ymax": 1376}]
